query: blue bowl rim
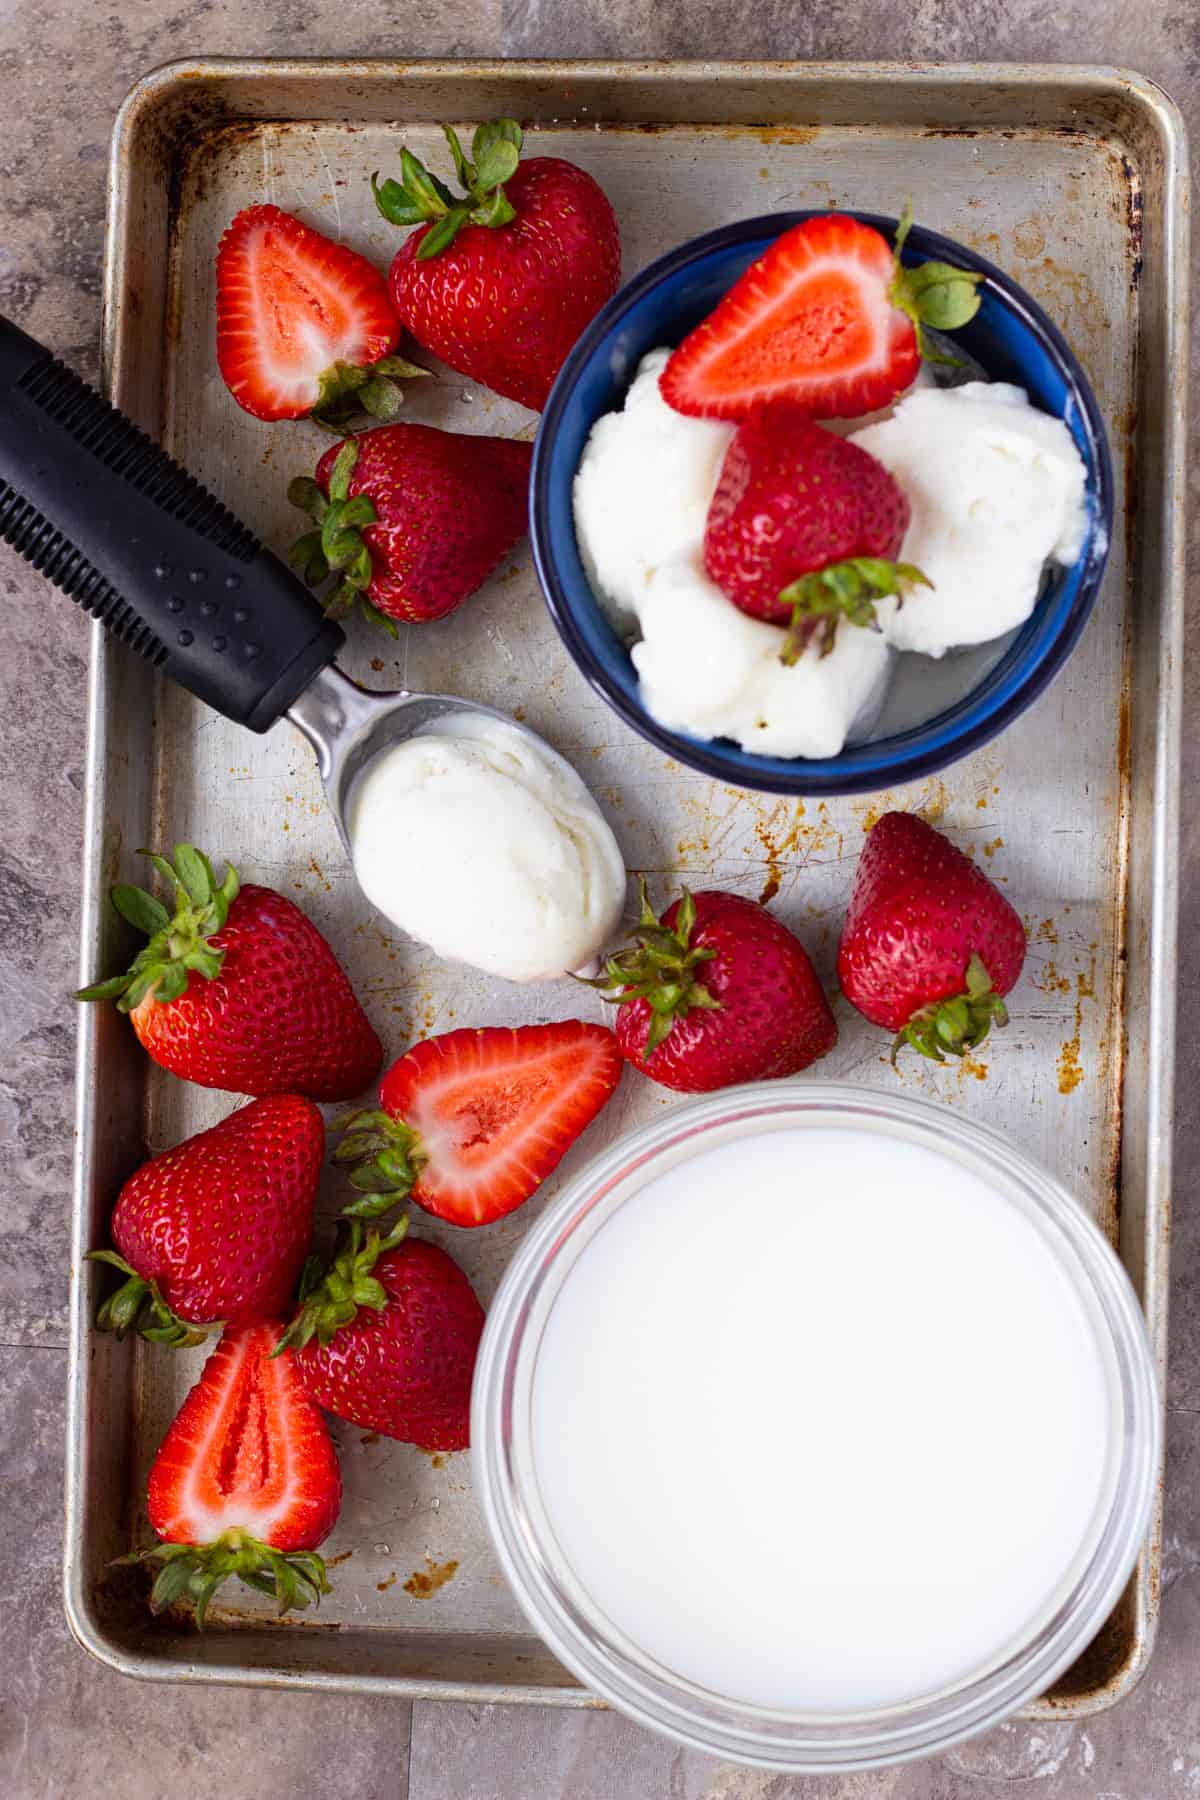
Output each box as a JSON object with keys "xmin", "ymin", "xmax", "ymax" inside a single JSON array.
[{"xmin": 530, "ymin": 211, "xmax": 1114, "ymax": 798}]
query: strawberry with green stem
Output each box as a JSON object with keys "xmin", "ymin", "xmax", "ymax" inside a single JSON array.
[
  {"xmin": 289, "ymin": 427, "xmax": 532, "ymax": 635},
  {"xmin": 837, "ymin": 811, "xmax": 1027, "ymax": 1066},
  {"xmin": 215, "ymin": 203, "xmax": 427, "ymax": 427},
  {"xmin": 373, "ymin": 119, "xmax": 620, "ymax": 411},
  {"xmin": 662, "ymin": 201, "xmax": 983, "ymax": 422},
  {"xmin": 122, "ymin": 1321, "xmax": 342, "ymax": 1627},
  {"xmin": 590, "ymin": 883, "xmax": 837, "ymax": 1093},
  {"xmin": 90, "ymin": 1093, "xmax": 324, "ymax": 1348},
  {"xmin": 703, "ymin": 404, "xmax": 931, "ymax": 662},
  {"xmin": 279, "ymin": 1216, "xmax": 485, "ymax": 1451},
  {"xmin": 332, "ymin": 1021, "xmax": 622, "ymax": 1227},
  {"xmin": 77, "ymin": 844, "xmax": 381, "ymax": 1101}
]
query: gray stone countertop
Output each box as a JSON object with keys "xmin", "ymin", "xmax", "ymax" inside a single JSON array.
[{"xmin": 1, "ymin": 4, "xmax": 1197, "ymax": 1797}]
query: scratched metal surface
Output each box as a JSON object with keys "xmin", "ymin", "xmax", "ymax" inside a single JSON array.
[{"xmin": 65, "ymin": 63, "xmax": 1185, "ymax": 1711}]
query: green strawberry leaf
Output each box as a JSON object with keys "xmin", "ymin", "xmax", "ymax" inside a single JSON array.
[
  {"xmin": 111, "ymin": 884, "xmax": 170, "ymax": 937},
  {"xmin": 469, "ymin": 188, "xmax": 516, "ymax": 231},
  {"xmin": 173, "ymin": 843, "xmax": 212, "ymax": 908},
  {"xmin": 442, "ymin": 124, "xmax": 475, "ymax": 189},
  {"xmin": 473, "ymin": 118, "xmax": 523, "ymax": 161},
  {"xmin": 417, "ymin": 204, "xmax": 473, "ymax": 260},
  {"xmin": 370, "ymin": 173, "xmax": 430, "ymax": 228},
  {"xmin": 473, "ymin": 137, "xmax": 519, "ymax": 193},
  {"xmin": 888, "ymin": 198, "xmax": 983, "ymax": 354},
  {"xmin": 400, "ymin": 146, "xmax": 454, "ymax": 215}
]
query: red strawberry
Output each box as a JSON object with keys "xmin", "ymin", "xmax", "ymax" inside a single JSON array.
[
  {"xmin": 215, "ymin": 203, "xmax": 425, "ymax": 425},
  {"xmin": 289, "ymin": 426, "xmax": 532, "ymax": 633},
  {"xmin": 837, "ymin": 811, "xmax": 1027, "ymax": 1063},
  {"xmin": 91, "ymin": 1095, "xmax": 324, "ymax": 1347},
  {"xmin": 284, "ymin": 1220, "xmax": 485, "ymax": 1450},
  {"xmin": 129, "ymin": 1322, "xmax": 342, "ymax": 1626},
  {"xmin": 334, "ymin": 1022, "xmax": 623, "ymax": 1227},
  {"xmin": 593, "ymin": 884, "xmax": 836, "ymax": 1093},
  {"xmin": 373, "ymin": 120, "xmax": 620, "ymax": 411},
  {"xmin": 661, "ymin": 206, "xmax": 981, "ymax": 422},
  {"xmin": 77, "ymin": 844, "xmax": 382, "ymax": 1101},
  {"xmin": 704, "ymin": 405, "xmax": 927, "ymax": 660}
]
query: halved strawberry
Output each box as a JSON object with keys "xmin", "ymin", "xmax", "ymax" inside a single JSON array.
[
  {"xmin": 126, "ymin": 1322, "xmax": 342, "ymax": 1626},
  {"xmin": 333, "ymin": 1022, "xmax": 623, "ymax": 1226},
  {"xmin": 660, "ymin": 207, "xmax": 982, "ymax": 422},
  {"xmin": 216, "ymin": 204, "xmax": 425, "ymax": 425}
]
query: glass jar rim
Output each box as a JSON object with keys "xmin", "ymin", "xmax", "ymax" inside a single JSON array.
[{"xmin": 471, "ymin": 1081, "xmax": 1160, "ymax": 1772}]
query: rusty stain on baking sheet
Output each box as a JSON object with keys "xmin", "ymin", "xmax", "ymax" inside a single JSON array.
[
  {"xmin": 1058, "ymin": 1003, "xmax": 1085, "ymax": 1094},
  {"xmin": 404, "ymin": 1556, "xmax": 460, "ymax": 1599},
  {"xmin": 1035, "ymin": 960, "xmax": 1072, "ymax": 996},
  {"xmin": 853, "ymin": 777, "xmax": 950, "ymax": 834}
]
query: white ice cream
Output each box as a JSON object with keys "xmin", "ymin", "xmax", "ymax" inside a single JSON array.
[
  {"xmin": 348, "ymin": 714, "xmax": 626, "ymax": 983},
  {"xmin": 573, "ymin": 348, "xmax": 889, "ymax": 759},
  {"xmin": 632, "ymin": 555, "xmax": 892, "ymax": 760},
  {"xmin": 573, "ymin": 347, "xmax": 734, "ymax": 626},
  {"xmin": 854, "ymin": 381, "xmax": 1089, "ymax": 658}
]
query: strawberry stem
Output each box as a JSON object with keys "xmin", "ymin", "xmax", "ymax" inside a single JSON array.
[
  {"xmin": 891, "ymin": 953, "xmax": 1010, "ymax": 1067},
  {"xmin": 75, "ymin": 845, "xmax": 239, "ymax": 1013},
  {"xmin": 888, "ymin": 198, "xmax": 985, "ymax": 364},
  {"xmin": 371, "ymin": 119, "xmax": 524, "ymax": 259},
  {"xmin": 288, "ymin": 440, "xmax": 400, "ymax": 638},
  {"xmin": 274, "ymin": 1216, "xmax": 410, "ymax": 1355},
  {"xmin": 777, "ymin": 558, "xmax": 932, "ymax": 664},
  {"xmin": 310, "ymin": 353, "xmax": 430, "ymax": 432},
  {"xmin": 88, "ymin": 1250, "xmax": 210, "ymax": 1349},
  {"xmin": 332, "ymin": 1108, "xmax": 427, "ymax": 1219},
  {"xmin": 118, "ymin": 1530, "xmax": 331, "ymax": 1629},
  {"xmin": 583, "ymin": 880, "xmax": 721, "ymax": 1059}
]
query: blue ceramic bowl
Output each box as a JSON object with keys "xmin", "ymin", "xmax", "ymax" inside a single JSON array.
[{"xmin": 530, "ymin": 213, "xmax": 1113, "ymax": 797}]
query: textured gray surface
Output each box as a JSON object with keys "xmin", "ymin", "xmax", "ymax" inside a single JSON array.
[{"xmin": 0, "ymin": 0, "xmax": 1196, "ymax": 1795}]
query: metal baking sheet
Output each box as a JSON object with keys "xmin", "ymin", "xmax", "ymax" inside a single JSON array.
[{"xmin": 65, "ymin": 59, "xmax": 1187, "ymax": 1713}]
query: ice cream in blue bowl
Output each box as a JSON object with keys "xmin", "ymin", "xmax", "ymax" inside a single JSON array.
[{"xmin": 530, "ymin": 210, "xmax": 1112, "ymax": 798}]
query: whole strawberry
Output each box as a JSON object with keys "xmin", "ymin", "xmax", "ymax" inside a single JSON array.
[
  {"xmin": 283, "ymin": 1219, "xmax": 485, "ymax": 1450},
  {"xmin": 837, "ymin": 811, "xmax": 1027, "ymax": 1064},
  {"xmin": 127, "ymin": 1321, "xmax": 342, "ymax": 1626},
  {"xmin": 593, "ymin": 883, "xmax": 837, "ymax": 1093},
  {"xmin": 704, "ymin": 406, "xmax": 928, "ymax": 662},
  {"xmin": 289, "ymin": 428, "xmax": 532, "ymax": 633},
  {"xmin": 77, "ymin": 844, "xmax": 382, "ymax": 1100},
  {"xmin": 91, "ymin": 1095, "xmax": 324, "ymax": 1347},
  {"xmin": 373, "ymin": 120, "xmax": 620, "ymax": 411}
]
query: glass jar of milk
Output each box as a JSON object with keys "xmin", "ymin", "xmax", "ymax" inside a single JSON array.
[{"xmin": 471, "ymin": 1082, "xmax": 1159, "ymax": 1772}]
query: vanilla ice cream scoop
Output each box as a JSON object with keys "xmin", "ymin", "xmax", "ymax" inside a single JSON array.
[
  {"xmin": 632, "ymin": 556, "xmax": 893, "ymax": 759},
  {"xmin": 853, "ymin": 382, "xmax": 1089, "ymax": 657},
  {"xmin": 573, "ymin": 347, "xmax": 734, "ymax": 625},
  {"xmin": 347, "ymin": 713, "xmax": 627, "ymax": 982}
]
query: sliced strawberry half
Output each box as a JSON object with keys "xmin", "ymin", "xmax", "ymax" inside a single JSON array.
[
  {"xmin": 334, "ymin": 1022, "xmax": 623, "ymax": 1227},
  {"xmin": 128, "ymin": 1321, "xmax": 342, "ymax": 1626},
  {"xmin": 216, "ymin": 203, "xmax": 424, "ymax": 425},
  {"xmin": 660, "ymin": 208, "xmax": 982, "ymax": 422}
]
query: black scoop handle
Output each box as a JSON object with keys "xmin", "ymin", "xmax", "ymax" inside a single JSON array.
[{"xmin": 0, "ymin": 316, "xmax": 344, "ymax": 732}]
